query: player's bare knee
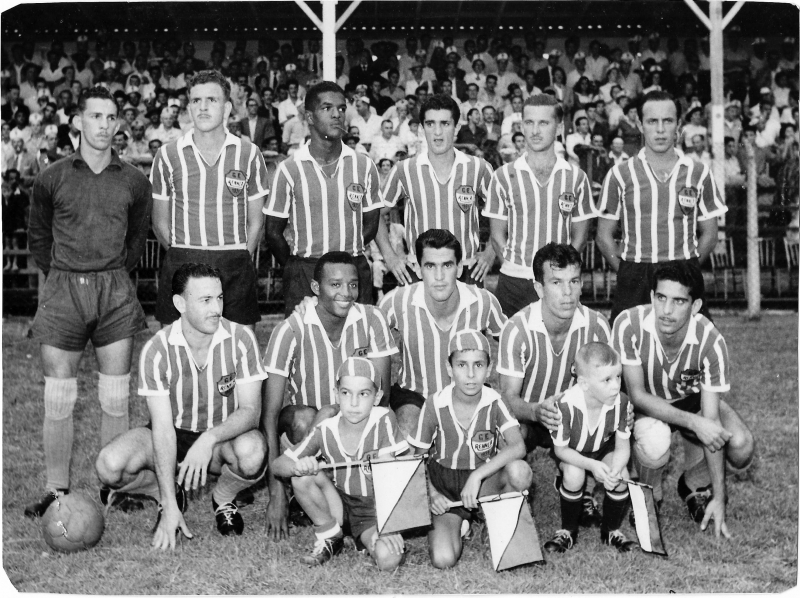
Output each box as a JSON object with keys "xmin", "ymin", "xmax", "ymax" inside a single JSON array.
[
  {"xmin": 430, "ymin": 547, "xmax": 458, "ymax": 570},
  {"xmin": 290, "ymin": 474, "xmax": 315, "ymax": 493},
  {"xmin": 728, "ymin": 427, "xmax": 755, "ymax": 467},
  {"xmin": 232, "ymin": 431, "xmax": 267, "ymax": 477},
  {"xmin": 373, "ymin": 541, "xmax": 403, "ymax": 572},
  {"xmin": 633, "ymin": 417, "xmax": 672, "ymax": 468},
  {"xmin": 396, "ymin": 405, "xmax": 421, "ymax": 438},
  {"xmin": 95, "ymin": 445, "xmax": 125, "ymax": 485},
  {"xmin": 505, "ymin": 459, "xmax": 533, "ymax": 491},
  {"xmin": 561, "ymin": 463, "xmax": 586, "ymax": 491},
  {"xmin": 287, "ymin": 407, "xmax": 318, "ymax": 444}
]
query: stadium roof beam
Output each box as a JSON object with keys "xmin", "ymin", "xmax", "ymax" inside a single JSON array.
[
  {"xmin": 294, "ymin": 0, "xmax": 364, "ymax": 81},
  {"xmin": 491, "ymin": 1, "xmax": 508, "ymax": 35}
]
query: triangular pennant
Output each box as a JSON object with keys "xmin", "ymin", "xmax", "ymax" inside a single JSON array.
[
  {"xmin": 481, "ymin": 494, "xmax": 544, "ymax": 571},
  {"xmin": 373, "ymin": 458, "xmax": 431, "ymax": 535},
  {"xmin": 628, "ymin": 482, "xmax": 668, "ymax": 556}
]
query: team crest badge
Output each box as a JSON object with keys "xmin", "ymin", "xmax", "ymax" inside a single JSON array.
[
  {"xmin": 360, "ymin": 450, "xmax": 380, "ymax": 476},
  {"xmin": 471, "ymin": 430, "xmax": 496, "ymax": 461},
  {"xmin": 346, "ymin": 183, "xmax": 366, "ymax": 211},
  {"xmin": 225, "ymin": 170, "xmax": 246, "ymax": 197},
  {"xmin": 558, "ymin": 192, "xmax": 576, "ymax": 219},
  {"xmin": 678, "ymin": 186, "xmax": 698, "ymax": 216},
  {"xmin": 455, "ymin": 185, "xmax": 476, "ymax": 213},
  {"xmin": 352, "ymin": 346, "xmax": 370, "ymax": 358},
  {"xmin": 677, "ymin": 368, "xmax": 704, "ymax": 393},
  {"xmin": 217, "ymin": 373, "xmax": 236, "ymax": 397}
]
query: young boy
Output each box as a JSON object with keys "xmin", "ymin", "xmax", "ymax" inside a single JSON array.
[
  {"xmin": 408, "ymin": 329, "xmax": 532, "ymax": 570},
  {"xmin": 271, "ymin": 358, "xmax": 408, "ymax": 570},
  {"xmin": 544, "ymin": 342, "xmax": 638, "ymax": 554}
]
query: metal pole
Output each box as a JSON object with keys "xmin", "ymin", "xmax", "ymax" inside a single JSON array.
[
  {"xmin": 321, "ymin": 0, "xmax": 337, "ymax": 82},
  {"xmin": 745, "ymin": 138, "xmax": 761, "ymax": 318},
  {"xmin": 709, "ymin": 1, "xmax": 726, "ymax": 220}
]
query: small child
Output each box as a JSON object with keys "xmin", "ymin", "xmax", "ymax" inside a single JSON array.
[
  {"xmin": 408, "ymin": 329, "xmax": 532, "ymax": 569},
  {"xmin": 271, "ymin": 357, "xmax": 408, "ymax": 570},
  {"xmin": 544, "ymin": 342, "xmax": 638, "ymax": 554}
]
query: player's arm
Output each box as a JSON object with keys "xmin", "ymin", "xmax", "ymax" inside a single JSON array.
[
  {"xmin": 124, "ymin": 176, "xmax": 153, "ymax": 271},
  {"xmin": 595, "ymin": 217, "xmax": 621, "ymax": 272},
  {"xmin": 461, "ymin": 424, "xmax": 526, "ymax": 509},
  {"xmin": 27, "ymin": 175, "xmax": 55, "ymax": 275},
  {"xmin": 370, "ymin": 354, "xmax": 392, "ymax": 408},
  {"xmin": 608, "ymin": 434, "xmax": 631, "ymax": 484},
  {"xmin": 262, "ymin": 372, "xmax": 290, "ymax": 540},
  {"xmin": 374, "ymin": 208, "xmax": 413, "ymax": 285},
  {"xmin": 264, "ymin": 215, "xmax": 290, "ymax": 267},
  {"xmin": 363, "ymin": 207, "xmax": 381, "ymax": 247},
  {"xmin": 499, "ymin": 374, "xmax": 562, "ymax": 431},
  {"xmin": 695, "ymin": 216, "xmax": 719, "ymax": 265},
  {"xmin": 569, "ymin": 218, "xmax": 590, "ymax": 253},
  {"xmin": 553, "ymin": 444, "xmax": 614, "ymax": 487},
  {"xmin": 488, "ymin": 217, "xmax": 508, "ymax": 265},
  {"xmin": 698, "ymin": 388, "xmax": 730, "ymax": 538},
  {"xmin": 151, "ymin": 199, "xmax": 172, "ymax": 250},
  {"xmin": 246, "ymin": 194, "xmax": 266, "ymax": 256}
]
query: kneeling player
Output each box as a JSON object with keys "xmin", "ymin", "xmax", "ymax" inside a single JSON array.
[
  {"xmin": 613, "ymin": 261, "xmax": 755, "ymax": 538},
  {"xmin": 272, "ymin": 358, "xmax": 408, "ymax": 570},
  {"xmin": 96, "ymin": 264, "xmax": 268, "ymax": 549},
  {"xmin": 545, "ymin": 343, "xmax": 637, "ymax": 554},
  {"xmin": 409, "ymin": 330, "xmax": 532, "ymax": 569}
]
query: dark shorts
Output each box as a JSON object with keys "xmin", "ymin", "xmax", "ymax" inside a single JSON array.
[
  {"xmin": 339, "ymin": 489, "xmax": 377, "ymax": 540},
  {"xmin": 496, "ymin": 272, "xmax": 538, "ymax": 318},
  {"xmin": 428, "ymin": 459, "xmax": 501, "ymax": 521},
  {"xmin": 145, "ymin": 423, "xmax": 203, "ymax": 464},
  {"xmin": 389, "ymin": 384, "xmax": 426, "ymax": 412},
  {"xmin": 405, "ymin": 263, "xmax": 484, "ymax": 288},
  {"xmin": 669, "ymin": 393, "xmax": 702, "ymax": 441},
  {"xmin": 156, "ymin": 247, "xmax": 260, "ymax": 326},
  {"xmin": 611, "ymin": 257, "xmax": 710, "ymax": 324},
  {"xmin": 283, "ymin": 254, "xmax": 373, "ymax": 318},
  {"xmin": 520, "ymin": 421, "xmax": 555, "ymax": 454},
  {"xmin": 555, "ymin": 436, "xmax": 616, "ymax": 470},
  {"xmin": 30, "ymin": 268, "xmax": 147, "ymax": 352}
]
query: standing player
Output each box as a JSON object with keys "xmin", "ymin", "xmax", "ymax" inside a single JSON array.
[
  {"xmin": 263, "ymin": 81, "xmax": 383, "ymax": 316},
  {"xmin": 484, "ymin": 94, "xmax": 596, "ymax": 317},
  {"xmin": 379, "ymin": 229, "xmax": 506, "ymax": 436},
  {"xmin": 151, "ymin": 70, "xmax": 269, "ymax": 329},
  {"xmin": 261, "ymin": 251, "xmax": 397, "ymax": 540},
  {"xmin": 96, "ymin": 263, "xmax": 268, "ymax": 546},
  {"xmin": 596, "ymin": 90, "xmax": 725, "ymax": 323},
  {"xmin": 376, "ymin": 94, "xmax": 495, "ymax": 287},
  {"xmin": 613, "ymin": 262, "xmax": 754, "ymax": 538},
  {"xmin": 25, "ymin": 86, "xmax": 152, "ymax": 517}
]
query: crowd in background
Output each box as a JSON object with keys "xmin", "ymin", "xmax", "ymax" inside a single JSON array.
[{"xmin": 1, "ymin": 28, "xmax": 798, "ymax": 272}]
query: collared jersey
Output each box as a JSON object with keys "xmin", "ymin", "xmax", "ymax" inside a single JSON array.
[
  {"xmin": 263, "ymin": 303, "xmax": 397, "ymax": 409},
  {"xmin": 408, "ymin": 383, "xmax": 519, "ymax": 470},
  {"xmin": 138, "ymin": 318, "xmax": 268, "ymax": 432},
  {"xmin": 597, "ymin": 148, "xmax": 727, "ymax": 263},
  {"xmin": 612, "ymin": 305, "xmax": 730, "ymax": 403},
  {"xmin": 496, "ymin": 301, "xmax": 611, "ymax": 404},
  {"xmin": 483, "ymin": 154, "xmax": 595, "ymax": 279},
  {"xmin": 551, "ymin": 384, "xmax": 630, "ymax": 454},
  {"xmin": 284, "ymin": 407, "xmax": 408, "ymax": 498},
  {"xmin": 381, "ymin": 149, "xmax": 493, "ymax": 264},
  {"xmin": 263, "ymin": 141, "xmax": 382, "ymax": 258},
  {"xmin": 150, "ymin": 131, "xmax": 269, "ymax": 250},
  {"xmin": 379, "ymin": 281, "xmax": 506, "ymax": 398}
]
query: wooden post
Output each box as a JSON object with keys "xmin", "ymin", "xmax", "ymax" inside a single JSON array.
[{"xmin": 744, "ymin": 137, "xmax": 761, "ymax": 319}]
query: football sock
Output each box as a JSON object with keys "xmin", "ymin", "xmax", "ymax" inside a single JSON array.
[
  {"xmin": 98, "ymin": 373, "xmax": 130, "ymax": 448},
  {"xmin": 116, "ymin": 470, "xmax": 161, "ymax": 502},
  {"xmin": 559, "ymin": 485, "xmax": 583, "ymax": 535},
  {"xmin": 213, "ymin": 465, "xmax": 256, "ymax": 506},
  {"xmin": 684, "ymin": 459, "xmax": 712, "ymax": 492},
  {"xmin": 635, "ymin": 461, "xmax": 665, "ymax": 502},
  {"xmin": 602, "ymin": 487, "xmax": 630, "ymax": 531},
  {"xmin": 43, "ymin": 377, "xmax": 78, "ymax": 490},
  {"xmin": 313, "ymin": 519, "xmax": 342, "ymax": 540}
]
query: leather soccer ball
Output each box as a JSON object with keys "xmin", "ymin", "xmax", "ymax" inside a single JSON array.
[{"xmin": 40, "ymin": 493, "xmax": 104, "ymax": 553}]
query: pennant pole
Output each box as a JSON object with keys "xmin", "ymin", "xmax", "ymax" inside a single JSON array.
[
  {"xmin": 446, "ymin": 490, "xmax": 528, "ymax": 508},
  {"xmin": 318, "ymin": 453, "xmax": 426, "ymax": 470}
]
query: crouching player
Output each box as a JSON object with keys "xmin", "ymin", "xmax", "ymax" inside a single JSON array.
[
  {"xmin": 271, "ymin": 358, "xmax": 408, "ymax": 570},
  {"xmin": 409, "ymin": 330, "xmax": 532, "ymax": 569},
  {"xmin": 544, "ymin": 342, "xmax": 637, "ymax": 554}
]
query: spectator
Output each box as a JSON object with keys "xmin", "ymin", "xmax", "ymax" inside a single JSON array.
[
  {"xmin": 455, "ymin": 107, "xmax": 486, "ymax": 155},
  {"xmin": 724, "ymin": 100, "xmax": 743, "ymax": 143},
  {"xmin": 281, "ymin": 101, "xmax": 309, "ymax": 155},
  {"xmin": 464, "ymin": 58, "xmax": 488, "ymax": 92},
  {"xmin": 2, "ymin": 178, "xmax": 28, "ymax": 271},
  {"xmin": 240, "ymin": 96, "xmax": 274, "ymax": 148},
  {"xmin": 608, "ymin": 136, "xmax": 630, "ymax": 165},
  {"xmin": 549, "ymin": 66, "xmax": 569, "ymax": 105},
  {"xmin": 8, "ymin": 129, "xmax": 38, "ymax": 194},
  {"xmin": 686, "ymin": 134, "xmax": 711, "ymax": 167},
  {"xmin": 535, "ymin": 49, "xmax": 562, "ymax": 90},
  {"xmin": 481, "ymin": 105, "xmax": 501, "ymax": 141},
  {"xmin": 382, "ymin": 69, "xmax": 405, "ymax": 103},
  {"xmin": 571, "ymin": 76, "xmax": 595, "ymax": 115},
  {"xmin": 145, "ymin": 106, "xmax": 182, "ymax": 144},
  {"xmin": 642, "ymin": 65, "xmax": 664, "ymax": 95},
  {"xmin": 618, "ymin": 53, "xmax": 643, "ymax": 101},
  {"xmin": 566, "ymin": 52, "xmax": 593, "ymax": 90},
  {"xmin": 459, "ymin": 83, "xmax": 485, "ymax": 125},
  {"xmin": 404, "ymin": 62, "xmax": 433, "ymax": 98},
  {"xmin": 586, "ymin": 40, "xmax": 609, "ymax": 82},
  {"xmin": 617, "ymin": 102, "xmax": 642, "ymax": 157},
  {"xmin": 494, "ymin": 52, "xmax": 524, "ymax": 98},
  {"xmin": 369, "ymin": 119, "xmax": 406, "ymax": 163},
  {"xmin": 278, "ymin": 78, "xmax": 302, "ymax": 125},
  {"xmin": 520, "ymin": 70, "xmax": 542, "ymax": 100},
  {"xmin": 478, "ymin": 74, "xmax": 505, "ymax": 116},
  {"xmin": 121, "ymin": 118, "xmax": 153, "ymax": 176},
  {"xmin": 682, "ymin": 107, "xmax": 707, "ymax": 149},
  {"xmin": 2, "ymin": 85, "xmax": 25, "ymax": 122},
  {"xmin": 566, "ymin": 116, "xmax": 593, "ymax": 169},
  {"xmin": 349, "ymin": 96, "xmax": 382, "ymax": 148},
  {"xmin": 501, "ymin": 95, "xmax": 524, "ymax": 135}
]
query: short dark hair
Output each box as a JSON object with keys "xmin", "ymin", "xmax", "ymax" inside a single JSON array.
[
  {"xmin": 186, "ymin": 70, "xmax": 231, "ymax": 102},
  {"xmin": 172, "ymin": 262, "xmax": 222, "ymax": 296},
  {"xmin": 639, "ymin": 90, "xmax": 678, "ymax": 120},
  {"xmin": 652, "ymin": 261, "xmax": 704, "ymax": 302},
  {"xmin": 512, "ymin": 131, "xmax": 524, "ymax": 141},
  {"xmin": 419, "ymin": 93, "xmax": 461, "ymax": 124},
  {"xmin": 313, "ymin": 251, "xmax": 357, "ymax": 283},
  {"xmin": 415, "ymin": 228, "xmax": 462, "ymax": 265},
  {"xmin": 305, "ymin": 81, "xmax": 346, "ymax": 112},
  {"xmin": 77, "ymin": 86, "xmax": 117, "ymax": 114},
  {"xmin": 523, "ymin": 93, "xmax": 564, "ymax": 121},
  {"xmin": 532, "ymin": 243, "xmax": 582, "ymax": 283}
]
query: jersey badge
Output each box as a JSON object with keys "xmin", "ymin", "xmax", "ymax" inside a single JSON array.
[
  {"xmin": 677, "ymin": 186, "xmax": 698, "ymax": 216},
  {"xmin": 558, "ymin": 192, "xmax": 576, "ymax": 219},
  {"xmin": 678, "ymin": 367, "xmax": 703, "ymax": 393},
  {"xmin": 455, "ymin": 185, "xmax": 476, "ymax": 213},
  {"xmin": 347, "ymin": 183, "xmax": 366, "ymax": 211},
  {"xmin": 217, "ymin": 373, "xmax": 236, "ymax": 397},
  {"xmin": 225, "ymin": 170, "xmax": 247, "ymax": 197},
  {"xmin": 360, "ymin": 450, "xmax": 380, "ymax": 476},
  {"xmin": 352, "ymin": 346, "xmax": 370, "ymax": 358},
  {"xmin": 471, "ymin": 430, "xmax": 496, "ymax": 461}
]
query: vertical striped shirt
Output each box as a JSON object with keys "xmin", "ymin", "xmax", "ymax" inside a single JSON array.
[
  {"xmin": 380, "ymin": 149, "xmax": 494, "ymax": 264},
  {"xmin": 597, "ymin": 148, "xmax": 727, "ymax": 263},
  {"xmin": 263, "ymin": 304, "xmax": 397, "ymax": 409},
  {"xmin": 284, "ymin": 407, "xmax": 408, "ymax": 498},
  {"xmin": 408, "ymin": 384, "xmax": 519, "ymax": 470},
  {"xmin": 138, "ymin": 318, "xmax": 268, "ymax": 432},
  {"xmin": 496, "ymin": 301, "xmax": 611, "ymax": 404},
  {"xmin": 551, "ymin": 384, "xmax": 630, "ymax": 454},
  {"xmin": 263, "ymin": 141, "xmax": 382, "ymax": 258},
  {"xmin": 150, "ymin": 131, "xmax": 270, "ymax": 249},
  {"xmin": 379, "ymin": 281, "xmax": 506, "ymax": 398},
  {"xmin": 612, "ymin": 305, "xmax": 730, "ymax": 402},
  {"xmin": 483, "ymin": 154, "xmax": 595, "ymax": 279}
]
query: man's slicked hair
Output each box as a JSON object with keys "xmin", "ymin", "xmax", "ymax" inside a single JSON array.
[
  {"xmin": 639, "ymin": 89, "xmax": 679, "ymax": 120},
  {"xmin": 523, "ymin": 93, "xmax": 564, "ymax": 121},
  {"xmin": 78, "ymin": 86, "xmax": 117, "ymax": 114},
  {"xmin": 416, "ymin": 228, "xmax": 462, "ymax": 265},
  {"xmin": 187, "ymin": 70, "xmax": 231, "ymax": 102},
  {"xmin": 305, "ymin": 81, "xmax": 346, "ymax": 112},
  {"xmin": 419, "ymin": 93, "xmax": 461, "ymax": 125},
  {"xmin": 313, "ymin": 251, "xmax": 357, "ymax": 283},
  {"xmin": 532, "ymin": 242, "xmax": 582, "ymax": 283},
  {"xmin": 172, "ymin": 262, "xmax": 222, "ymax": 297},
  {"xmin": 652, "ymin": 260, "xmax": 704, "ymax": 302}
]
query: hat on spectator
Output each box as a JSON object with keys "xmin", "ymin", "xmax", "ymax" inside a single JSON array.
[
  {"xmin": 256, "ymin": 55, "xmax": 269, "ymax": 65},
  {"xmin": 548, "ymin": 49, "xmax": 562, "ymax": 57},
  {"xmin": 355, "ymin": 83, "xmax": 369, "ymax": 91},
  {"xmin": 168, "ymin": 98, "xmax": 181, "ymax": 107},
  {"xmin": 61, "ymin": 64, "xmax": 75, "ymax": 74},
  {"xmin": 76, "ymin": 35, "xmax": 88, "ymax": 43},
  {"xmin": 122, "ymin": 103, "xmax": 136, "ymax": 114},
  {"xmin": 760, "ymin": 86, "xmax": 772, "ymax": 95},
  {"xmin": 448, "ymin": 329, "xmax": 491, "ymax": 359},
  {"xmin": 408, "ymin": 117, "xmax": 420, "ymax": 125},
  {"xmin": 285, "ymin": 63, "xmax": 297, "ymax": 72},
  {"xmin": 125, "ymin": 85, "xmax": 141, "ymax": 95},
  {"xmin": 445, "ymin": 45, "xmax": 459, "ymax": 56},
  {"xmin": 415, "ymin": 48, "xmax": 427, "ymax": 58},
  {"xmin": 496, "ymin": 52, "xmax": 510, "ymax": 62},
  {"xmin": 620, "ymin": 52, "xmax": 635, "ymax": 62},
  {"xmin": 336, "ymin": 357, "xmax": 381, "ymax": 393},
  {"xmin": 358, "ymin": 96, "xmax": 370, "ymax": 105},
  {"xmin": 29, "ymin": 113, "xmax": 43, "ymax": 125},
  {"xmin": 115, "ymin": 130, "xmax": 129, "ymax": 140},
  {"xmin": 574, "ymin": 51, "xmax": 586, "ymax": 60},
  {"xmin": 783, "ymin": 37, "xmax": 797, "ymax": 44},
  {"xmin": 685, "ymin": 106, "xmax": 702, "ymax": 120},
  {"xmin": 752, "ymin": 37, "xmax": 767, "ymax": 46},
  {"xmin": 103, "ymin": 60, "xmax": 117, "ymax": 70},
  {"xmin": 131, "ymin": 117, "xmax": 147, "ymax": 129},
  {"xmin": 607, "ymin": 62, "xmax": 620, "ymax": 71},
  {"xmin": 9, "ymin": 128, "xmax": 24, "ymax": 141},
  {"xmin": 432, "ymin": 40, "xmax": 445, "ymax": 49},
  {"xmin": 44, "ymin": 124, "xmax": 58, "ymax": 138},
  {"xmin": 648, "ymin": 32, "xmax": 660, "ymax": 40},
  {"xmin": 649, "ymin": 65, "xmax": 663, "ymax": 73},
  {"xmin": 725, "ymin": 99, "xmax": 741, "ymax": 109},
  {"xmin": 628, "ymin": 35, "xmax": 642, "ymax": 43}
]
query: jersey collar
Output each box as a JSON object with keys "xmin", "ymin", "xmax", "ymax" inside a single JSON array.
[
  {"xmin": 642, "ymin": 306, "xmax": 700, "ymax": 351},
  {"xmin": 295, "ymin": 140, "xmax": 355, "ymax": 165},
  {"xmin": 411, "ymin": 280, "xmax": 478, "ymax": 316},
  {"xmin": 178, "ymin": 129, "xmax": 241, "ymax": 152},
  {"xmin": 527, "ymin": 299, "xmax": 588, "ymax": 337},
  {"xmin": 636, "ymin": 147, "xmax": 690, "ymax": 179},
  {"xmin": 513, "ymin": 152, "xmax": 571, "ymax": 186},
  {"xmin": 167, "ymin": 317, "xmax": 232, "ymax": 367},
  {"xmin": 303, "ymin": 302, "xmax": 363, "ymax": 337},
  {"xmin": 438, "ymin": 383, "xmax": 496, "ymax": 429},
  {"xmin": 328, "ymin": 407, "xmax": 385, "ymax": 457},
  {"xmin": 416, "ymin": 148, "xmax": 471, "ymax": 184}
]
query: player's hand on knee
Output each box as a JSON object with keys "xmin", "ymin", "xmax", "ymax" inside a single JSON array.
[
  {"xmin": 692, "ymin": 417, "xmax": 732, "ymax": 452},
  {"xmin": 292, "ymin": 456, "xmax": 320, "ymax": 476},
  {"xmin": 293, "ymin": 296, "xmax": 318, "ymax": 317},
  {"xmin": 535, "ymin": 394, "xmax": 563, "ymax": 431},
  {"xmin": 460, "ymin": 473, "xmax": 482, "ymax": 510},
  {"xmin": 177, "ymin": 434, "xmax": 215, "ymax": 490},
  {"xmin": 429, "ymin": 488, "xmax": 450, "ymax": 516},
  {"xmin": 376, "ymin": 533, "xmax": 404, "ymax": 555},
  {"xmin": 701, "ymin": 496, "xmax": 731, "ymax": 539},
  {"xmin": 591, "ymin": 461, "xmax": 613, "ymax": 487},
  {"xmin": 152, "ymin": 508, "xmax": 193, "ymax": 551}
]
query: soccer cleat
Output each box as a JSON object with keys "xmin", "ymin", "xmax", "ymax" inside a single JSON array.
[
  {"xmin": 601, "ymin": 528, "xmax": 638, "ymax": 552},
  {"xmin": 100, "ymin": 486, "xmax": 146, "ymax": 513},
  {"xmin": 543, "ymin": 529, "xmax": 575, "ymax": 553},
  {"xmin": 677, "ymin": 474, "xmax": 712, "ymax": 524},
  {"xmin": 288, "ymin": 495, "xmax": 313, "ymax": 527},
  {"xmin": 212, "ymin": 498, "xmax": 244, "ymax": 536},
  {"xmin": 580, "ymin": 494, "xmax": 602, "ymax": 528},
  {"xmin": 233, "ymin": 487, "xmax": 255, "ymax": 508},
  {"xmin": 24, "ymin": 489, "xmax": 68, "ymax": 518},
  {"xmin": 300, "ymin": 534, "xmax": 345, "ymax": 566},
  {"xmin": 152, "ymin": 484, "xmax": 188, "ymax": 533}
]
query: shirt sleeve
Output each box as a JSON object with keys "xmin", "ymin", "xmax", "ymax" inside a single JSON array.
[
  {"xmin": 380, "ymin": 163, "xmax": 406, "ymax": 208},
  {"xmin": 149, "ymin": 146, "xmax": 171, "ymax": 201},
  {"xmin": 592, "ymin": 312, "xmax": 612, "ymax": 344},
  {"xmin": 493, "ymin": 394, "xmax": 520, "ymax": 435},
  {"xmin": 696, "ymin": 163, "xmax": 727, "ymax": 221},
  {"xmin": 612, "ymin": 310, "xmax": 641, "ymax": 366},
  {"xmin": 138, "ymin": 335, "xmax": 170, "ymax": 397},
  {"xmin": 597, "ymin": 166, "xmax": 623, "ymax": 220},
  {"xmin": 27, "ymin": 170, "xmax": 55, "ymax": 275},
  {"xmin": 377, "ymin": 410, "xmax": 410, "ymax": 456},
  {"xmin": 476, "ymin": 159, "xmax": 494, "ymax": 204},
  {"xmin": 362, "ymin": 156, "xmax": 384, "ymax": 213},
  {"xmin": 263, "ymin": 319, "xmax": 298, "ymax": 377},
  {"xmin": 284, "ymin": 425, "xmax": 324, "ymax": 461},
  {"xmin": 263, "ymin": 160, "xmax": 292, "ymax": 217},
  {"xmin": 482, "ymin": 168, "xmax": 509, "ymax": 220},
  {"xmin": 615, "ymin": 394, "xmax": 631, "ymax": 439},
  {"xmin": 377, "ymin": 288, "xmax": 399, "ymax": 331},
  {"xmin": 700, "ymin": 332, "xmax": 731, "ymax": 393},
  {"xmin": 234, "ymin": 325, "xmax": 269, "ymax": 384},
  {"xmin": 407, "ymin": 394, "xmax": 437, "ymax": 449},
  {"xmin": 572, "ymin": 167, "xmax": 597, "ymax": 222},
  {"xmin": 366, "ymin": 306, "xmax": 399, "ymax": 358},
  {"xmin": 124, "ymin": 170, "xmax": 153, "ymax": 272},
  {"xmin": 483, "ymin": 290, "xmax": 508, "ymax": 338},
  {"xmin": 495, "ymin": 316, "xmax": 528, "ymax": 379},
  {"xmin": 246, "ymin": 144, "xmax": 270, "ymax": 202},
  {"xmin": 550, "ymin": 397, "xmax": 572, "ymax": 447}
]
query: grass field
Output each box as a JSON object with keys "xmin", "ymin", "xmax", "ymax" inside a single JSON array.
[{"xmin": 2, "ymin": 312, "xmax": 798, "ymax": 594}]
